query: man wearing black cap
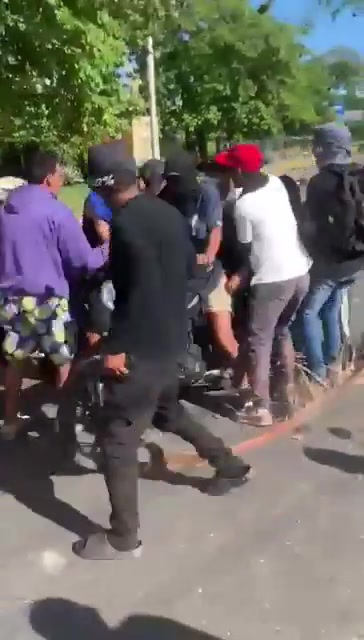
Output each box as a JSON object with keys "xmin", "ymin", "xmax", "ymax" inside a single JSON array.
[
  {"xmin": 138, "ymin": 158, "xmax": 165, "ymax": 195},
  {"xmin": 73, "ymin": 140, "xmax": 251, "ymax": 560},
  {"xmin": 160, "ymin": 150, "xmax": 239, "ymax": 366}
]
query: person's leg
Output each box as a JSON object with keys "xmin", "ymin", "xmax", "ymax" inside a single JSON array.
[
  {"xmin": 320, "ymin": 283, "xmax": 346, "ymax": 387},
  {"xmin": 301, "ymin": 279, "xmax": 336, "ymax": 380},
  {"xmin": 242, "ymin": 281, "xmax": 296, "ymax": 425},
  {"xmin": 1, "ymin": 361, "xmax": 23, "ymax": 439},
  {"xmin": 321, "ymin": 285, "xmax": 344, "ymax": 367},
  {"xmin": 153, "ymin": 371, "xmax": 251, "ymax": 491},
  {"xmin": 206, "ymin": 275, "xmax": 238, "ymax": 364},
  {"xmin": 232, "ymin": 289, "xmax": 250, "ymax": 389},
  {"xmin": 1, "ymin": 314, "xmax": 36, "ymax": 439},
  {"xmin": 44, "ymin": 306, "xmax": 78, "ymax": 461},
  {"xmin": 272, "ymin": 274, "xmax": 310, "ymax": 410},
  {"xmin": 54, "ymin": 361, "xmax": 80, "ymax": 460},
  {"xmin": 340, "ymin": 287, "xmax": 351, "ymax": 344},
  {"xmin": 73, "ymin": 361, "xmax": 163, "ymax": 559}
]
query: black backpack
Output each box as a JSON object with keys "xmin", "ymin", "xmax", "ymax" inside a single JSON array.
[{"xmin": 325, "ymin": 165, "xmax": 364, "ymax": 259}]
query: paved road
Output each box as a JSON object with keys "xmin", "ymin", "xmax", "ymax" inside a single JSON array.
[{"xmin": 2, "ymin": 376, "xmax": 364, "ymax": 639}]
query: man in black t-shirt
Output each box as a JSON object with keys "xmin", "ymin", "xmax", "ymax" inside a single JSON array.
[{"xmin": 72, "ymin": 141, "xmax": 251, "ymax": 561}]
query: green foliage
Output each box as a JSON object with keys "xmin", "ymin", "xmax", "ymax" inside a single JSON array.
[
  {"xmin": 0, "ymin": 0, "xmax": 333, "ymax": 161},
  {"xmin": 0, "ymin": 0, "xmax": 142, "ymax": 161},
  {"xmin": 59, "ymin": 183, "xmax": 88, "ymax": 217},
  {"xmin": 146, "ymin": 0, "xmax": 331, "ymax": 150}
]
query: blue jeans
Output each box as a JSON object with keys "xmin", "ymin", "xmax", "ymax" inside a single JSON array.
[{"xmin": 301, "ymin": 278, "xmax": 352, "ymax": 379}]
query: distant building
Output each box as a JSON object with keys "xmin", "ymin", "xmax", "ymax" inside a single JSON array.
[{"xmin": 344, "ymin": 110, "xmax": 364, "ymax": 122}]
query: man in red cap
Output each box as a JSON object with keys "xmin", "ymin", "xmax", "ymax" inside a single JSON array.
[{"xmin": 215, "ymin": 144, "xmax": 311, "ymax": 426}]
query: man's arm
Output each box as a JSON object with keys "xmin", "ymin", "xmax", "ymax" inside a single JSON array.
[
  {"xmin": 57, "ymin": 206, "xmax": 105, "ymax": 275},
  {"xmin": 105, "ymin": 217, "xmax": 130, "ymax": 355},
  {"xmin": 199, "ymin": 182, "xmax": 223, "ymax": 265},
  {"xmin": 226, "ymin": 199, "xmax": 252, "ymax": 293},
  {"xmin": 83, "ymin": 198, "xmax": 110, "ymax": 245}
]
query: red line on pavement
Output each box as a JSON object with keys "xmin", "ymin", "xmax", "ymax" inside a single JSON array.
[{"xmin": 164, "ymin": 365, "xmax": 363, "ymax": 470}]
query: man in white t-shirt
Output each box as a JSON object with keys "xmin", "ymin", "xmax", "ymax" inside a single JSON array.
[{"xmin": 214, "ymin": 144, "xmax": 311, "ymax": 426}]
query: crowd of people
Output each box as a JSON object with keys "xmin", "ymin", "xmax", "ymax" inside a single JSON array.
[{"xmin": 0, "ymin": 121, "xmax": 363, "ymax": 560}]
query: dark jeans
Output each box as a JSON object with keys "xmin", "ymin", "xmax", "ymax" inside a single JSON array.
[
  {"xmin": 247, "ymin": 274, "xmax": 310, "ymax": 408},
  {"xmin": 99, "ymin": 359, "xmax": 232, "ymax": 551}
]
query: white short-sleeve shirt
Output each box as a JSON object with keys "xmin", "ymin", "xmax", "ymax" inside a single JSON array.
[{"xmin": 234, "ymin": 175, "xmax": 311, "ymax": 285}]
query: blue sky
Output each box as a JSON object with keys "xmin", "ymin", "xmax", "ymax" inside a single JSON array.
[{"xmin": 252, "ymin": 0, "xmax": 364, "ymax": 55}]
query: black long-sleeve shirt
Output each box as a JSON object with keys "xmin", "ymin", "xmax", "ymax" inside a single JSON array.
[{"xmin": 107, "ymin": 193, "xmax": 193, "ymax": 359}]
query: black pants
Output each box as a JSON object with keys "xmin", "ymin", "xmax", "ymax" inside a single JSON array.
[{"xmin": 100, "ymin": 359, "xmax": 231, "ymax": 551}]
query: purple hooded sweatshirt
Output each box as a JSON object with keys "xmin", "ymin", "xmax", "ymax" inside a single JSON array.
[{"xmin": 0, "ymin": 184, "xmax": 105, "ymax": 299}]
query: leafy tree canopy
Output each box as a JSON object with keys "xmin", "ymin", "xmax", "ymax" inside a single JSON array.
[{"xmin": 0, "ymin": 0, "xmax": 333, "ymax": 162}]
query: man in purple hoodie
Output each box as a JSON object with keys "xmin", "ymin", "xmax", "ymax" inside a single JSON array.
[{"xmin": 0, "ymin": 149, "xmax": 104, "ymax": 441}]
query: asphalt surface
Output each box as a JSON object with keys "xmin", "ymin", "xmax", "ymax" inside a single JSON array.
[{"xmin": 2, "ymin": 375, "xmax": 364, "ymax": 639}]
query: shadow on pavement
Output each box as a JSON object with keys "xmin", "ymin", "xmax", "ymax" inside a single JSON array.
[
  {"xmin": 328, "ymin": 427, "xmax": 352, "ymax": 441},
  {"xmin": 304, "ymin": 446, "xmax": 364, "ymax": 474},
  {"xmin": 0, "ymin": 379, "xmax": 58, "ymax": 429},
  {"xmin": 0, "ymin": 437, "xmax": 210, "ymax": 542},
  {"xmin": 0, "ymin": 440, "xmax": 100, "ymax": 538},
  {"xmin": 141, "ymin": 443, "xmax": 212, "ymax": 492},
  {"xmin": 30, "ymin": 599, "xmax": 223, "ymax": 639},
  {"xmin": 181, "ymin": 386, "xmax": 240, "ymax": 421}
]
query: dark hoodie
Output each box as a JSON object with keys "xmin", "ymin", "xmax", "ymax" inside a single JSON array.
[
  {"xmin": 306, "ymin": 165, "xmax": 364, "ymax": 280},
  {"xmin": 306, "ymin": 123, "xmax": 364, "ymax": 280}
]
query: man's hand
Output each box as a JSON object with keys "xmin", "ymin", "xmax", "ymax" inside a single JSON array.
[
  {"xmin": 225, "ymin": 274, "xmax": 242, "ymax": 295},
  {"xmin": 103, "ymin": 353, "xmax": 129, "ymax": 376},
  {"xmin": 196, "ymin": 253, "xmax": 210, "ymax": 266}
]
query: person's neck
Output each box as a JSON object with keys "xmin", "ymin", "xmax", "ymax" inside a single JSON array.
[{"xmin": 118, "ymin": 186, "xmax": 140, "ymax": 207}]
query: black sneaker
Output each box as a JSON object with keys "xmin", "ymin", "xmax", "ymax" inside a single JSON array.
[{"xmin": 207, "ymin": 458, "xmax": 252, "ymax": 496}]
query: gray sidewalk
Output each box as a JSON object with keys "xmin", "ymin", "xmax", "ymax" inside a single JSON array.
[{"xmin": 2, "ymin": 377, "xmax": 364, "ymax": 638}]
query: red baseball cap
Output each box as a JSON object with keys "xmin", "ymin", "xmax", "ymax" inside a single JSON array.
[{"xmin": 214, "ymin": 144, "xmax": 264, "ymax": 173}]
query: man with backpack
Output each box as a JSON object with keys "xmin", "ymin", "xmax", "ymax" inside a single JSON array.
[{"xmin": 301, "ymin": 123, "xmax": 364, "ymax": 383}]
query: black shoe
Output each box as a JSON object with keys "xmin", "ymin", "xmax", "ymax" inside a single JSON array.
[{"xmin": 207, "ymin": 458, "xmax": 252, "ymax": 496}]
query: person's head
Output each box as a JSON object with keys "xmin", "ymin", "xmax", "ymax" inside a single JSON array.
[
  {"xmin": 163, "ymin": 150, "xmax": 200, "ymax": 198},
  {"xmin": 87, "ymin": 140, "xmax": 138, "ymax": 208},
  {"xmin": 24, "ymin": 149, "xmax": 64, "ymax": 195},
  {"xmin": 214, "ymin": 144, "xmax": 265, "ymax": 188},
  {"xmin": 312, "ymin": 123, "xmax": 352, "ymax": 169},
  {"xmin": 138, "ymin": 159, "xmax": 165, "ymax": 195}
]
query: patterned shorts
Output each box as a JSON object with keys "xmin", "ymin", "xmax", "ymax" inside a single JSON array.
[{"xmin": 0, "ymin": 295, "xmax": 75, "ymax": 365}]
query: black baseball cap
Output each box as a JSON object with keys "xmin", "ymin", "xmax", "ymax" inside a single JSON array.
[
  {"xmin": 87, "ymin": 140, "xmax": 137, "ymax": 188},
  {"xmin": 139, "ymin": 158, "xmax": 165, "ymax": 183},
  {"xmin": 164, "ymin": 150, "xmax": 197, "ymax": 178}
]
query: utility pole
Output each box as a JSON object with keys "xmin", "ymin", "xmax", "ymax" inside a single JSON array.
[{"xmin": 146, "ymin": 35, "xmax": 160, "ymax": 159}]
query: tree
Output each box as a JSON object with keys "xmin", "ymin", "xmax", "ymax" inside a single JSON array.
[
  {"xmin": 259, "ymin": 0, "xmax": 364, "ymax": 17},
  {"xmin": 145, "ymin": 0, "xmax": 331, "ymax": 154},
  {"xmin": 319, "ymin": 0, "xmax": 364, "ymax": 16},
  {"xmin": 0, "ymin": 0, "xmax": 142, "ymax": 161}
]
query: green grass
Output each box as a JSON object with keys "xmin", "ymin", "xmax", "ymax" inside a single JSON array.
[{"xmin": 59, "ymin": 183, "xmax": 88, "ymax": 218}]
